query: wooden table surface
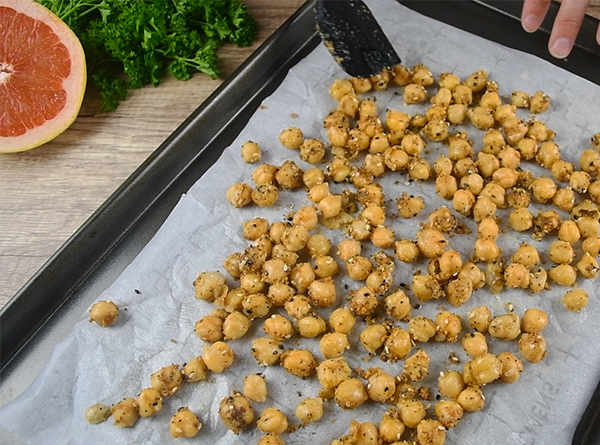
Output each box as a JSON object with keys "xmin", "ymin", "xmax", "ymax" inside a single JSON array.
[{"xmin": 1, "ymin": 1, "xmax": 599, "ymax": 311}]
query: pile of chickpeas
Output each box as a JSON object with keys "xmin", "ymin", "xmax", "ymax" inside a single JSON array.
[{"xmin": 88, "ymin": 63, "xmax": 600, "ymax": 444}]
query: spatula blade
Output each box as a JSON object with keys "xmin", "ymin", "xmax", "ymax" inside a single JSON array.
[{"xmin": 314, "ymin": 0, "xmax": 401, "ymax": 78}]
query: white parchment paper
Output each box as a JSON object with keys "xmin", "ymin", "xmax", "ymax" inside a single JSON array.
[{"xmin": 2, "ymin": 1, "xmax": 600, "ymax": 444}]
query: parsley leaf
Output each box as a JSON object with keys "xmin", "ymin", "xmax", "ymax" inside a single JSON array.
[{"xmin": 39, "ymin": 0, "xmax": 258, "ymax": 111}]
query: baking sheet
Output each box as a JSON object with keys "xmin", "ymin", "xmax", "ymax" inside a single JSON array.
[{"xmin": 2, "ymin": 0, "xmax": 600, "ymax": 444}]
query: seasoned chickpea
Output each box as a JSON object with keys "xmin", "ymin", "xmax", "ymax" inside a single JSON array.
[
  {"xmin": 195, "ymin": 313, "xmax": 224, "ymax": 342},
  {"xmin": 417, "ymin": 227, "xmax": 448, "ymax": 258},
  {"xmin": 382, "ymin": 327, "xmax": 412, "ymax": 361},
  {"xmin": 578, "ymin": 252, "xmax": 600, "ymax": 278},
  {"xmin": 404, "ymin": 83, "xmax": 428, "ymax": 104},
  {"xmin": 279, "ymin": 127, "xmax": 303, "ymax": 150},
  {"xmin": 439, "ymin": 72, "xmax": 461, "ymax": 90},
  {"xmin": 458, "ymin": 262, "xmax": 486, "ymax": 290},
  {"xmin": 530, "ymin": 177, "xmax": 557, "ymax": 203},
  {"xmin": 473, "ymin": 196, "xmax": 497, "ymax": 222},
  {"xmin": 379, "ymin": 408, "xmax": 405, "ymax": 442},
  {"xmin": 257, "ymin": 407, "xmax": 288, "ymax": 435},
  {"xmin": 435, "ymin": 400, "xmax": 463, "ymax": 429},
  {"xmin": 519, "ymin": 332, "xmax": 547, "ymax": 363},
  {"xmin": 553, "ymin": 187, "xmax": 576, "ymax": 211},
  {"xmin": 241, "ymin": 140, "xmax": 261, "ymax": 163},
  {"xmin": 548, "ymin": 240, "xmax": 575, "ymax": 264},
  {"xmin": 395, "ymin": 239, "xmax": 420, "ymax": 263},
  {"xmin": 85, "ymin": 403, "xmax": 110, "ymax": 424},
  {"xmin": 404, "ymin": 349, "xmax": 430, "ymax": 382},
  {"xmin": 548, "ymin": 264, "xmax": 577, "ymax": 286},
  {"xmin": 438, "ymin": 370, "xmax": 465, "ymax": 400},
  {"xmin": 251, "ymin": 337, "xmax": 284, "ymax": 366},
  {"xmin": 446, "ymin": 277, "xmax": 474, "ymax": 307},
  {"xmin": 497, "ymin": 351, "xmax": 524, "ymax": 383},
  {"xmin": 471, "ymin": 353, "xmax": 502, "ymax": 385},
  {"xmin": 182, "ymin": 356, "xmax": 208, "ymax": 382},
  {"xmin": 337, "ymin": 239, "xmax": 362, "ymax": 261},
  {"xmin": 384, "ymin": 146, "xmax": 411, "ymax": 171},
  {"xmin": 398, "ymin": 400, "xmax": 427, "ymax": 429},
  {"xmin": 457, "ymin": 386, "xmax": 485, "ymax": 412},
  {"xmin": 281, "ymin": 349, "xmax": 317, "ymax": 378},
  {"xmin": 511, "ymin": 91, "xmax": 530, "ymax": 108},
  {"xmin": 308, "ymin": 277, "xmax": 337, "ymax": 307},
  {"xmin": 397, "ymin": 193, "xmax": 426, "ymax": 218},
  {"xmin": 370, "ymin": 226, "xmax": 396, "ymax": 249},
  {"xmin": 562, "ymin": 288, "xmax": 589, "ymax": 312},
  {"xmin": 169, "ymin": 407, "xmax": 201, "ymax": 438},
  {"xmin": 436, "ymin": 173, "xmax": 458, "ymax": 200},
  {"xmin": 453, "ymin": 189, "xmax": 475, "ymax": 216},
  {"xmin": 468, "ymin": 106, "xmax": 495, "ymax": 130},
  {"xmin": 576, "ymin": 216, "xmax": 600, "ymax": 238},
  {"xmin": 590, "ymin": 181, "xmax": 600, "ymax": 203},
  {"xmin": 242, "ymin": 293, "xmax": 272, "ymax": 319},
  {"xmin": 111, "ymin": 398, "xmax": 139, "ymax": 427},
  {"xmin": 461, "ymin": 173, "xmax": 485, "ymax": 196},
  {"xmin": 530, "ymin": 266, "xmax": 548, "ymax": 293},
  {"xmin": 363, "ymin": 367, "xmax": 396, "ymax": 402},
  {"xmin": 328, "ymin": 307, "xmax": 356, "ymax": 335},
  {"xmin": 289, "ymin": 263, "xmax": 315, "ymax": 294},
  {"xmin": 512, "ymin": 243, "xmax": 541, "ymax": 268},
  {"xmin": 202, "ymin": 342, "xmax": 235, "ymax": 373},
  {"xmin": 252, "ymin": 184, "xmax": 279, "ymax": 207},
  {"xmin": 296, "ymin": 397, "xmax": 324, "ymax": 425},
  {"xmin": 330, "ymin": 78, "xmax": 354, "ymax": 101},
  {"xmin": 583, "ymin": 235, "xmax": 600, "ymax": 256},
  {"xmin": 317, "ymin": 357, "xmax": 352, "ymax": 389},
  {"xmin": 536, "ymin": 141, "xmax": 560, "ymax": 168},
  {"xmin": 452, "ymin": 83, "xmax": 473, "ymax": 105},
  {"xmin": 488, "ymin": 313, "xmax": 521, "ymax": 340},
  {"xmin": 150, "ymin": 364, "xmax": 183, "ymax": 398},
  {"xmin": 462, "ymin": 332, "xmax": 488, "ymax": 359},
  {"xmin": 346, "ymin": 255, "xmax": 373, "ymax": 281},
  {"xmin": 522, "ymin": 308, "xmax": 548, "ymax": 333},
  {"xmin": 298, "ymin": 313, "xmax": 327, "ymax": 338},
  {"xmin": 473, "ymin": 238, "xmax": 500, "ymax": 263},
  {"xmin": 530, "ymin": 91, "xmax": 550, "ymax": 113},
  {"xmin": 468, "ymin": 306, "xmax": 492, "ymax": 333},
  {"xmin": 478, "ymin": 218, "xmax": 499, "ymax": 240},
  {"xmin": 320, "ymin": 332, "xmax": 350, "ymax": 358},
  {"xmin": 494, "ymin": 103, "xmax": 517, "ymax": 125},
  {"xmin": 416, "ymin": 419, "xmax": 446, "ymax": 445},
  {"xmin": 89, "ymin": 300, "xmax": 119, "ymax": 327},
  {"xmin": 504, "ymin": 263, "xmax": 531, "ymax": 288},
  {"xmin": 263, "ymin": 314, "xmax": 294, "ymax": 340},
  {"xmin": 226, "ymin": 182, "xmax": 253, "ymax": 207},
  {"xmin": 423, "ymin": 119, "xmax": 449, "ymax": 142},
  {"xmin": 412, "ymin": 275, "xmax": 445, "ymax": 302},
  {"xmin": 219, "ymin": 391, "xmax": 254, "ymax": 434},
  {"xmin": 358, "ymin": 321, "xmax": 388, "ymax": 353},
  {"xmin": 384, "ymin": 289, "xmax": 411, "ymax": 321},
  {"xmin": 335, "ymin": 378, "xmax": 368, "ymax": 409},
  {"xmin": 435, "ymin": 311, "xmax": 462, "ymax": 342},
  {"xmin": 252, "ymin": 164, "xmax": 278, "ymax": 186}
]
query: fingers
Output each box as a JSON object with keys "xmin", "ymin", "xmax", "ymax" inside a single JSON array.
[
  {"xmin": 521, "ymin": 0, "xmax": 552, "ymax": 32},
  {"xmin": 597, "ymin": 23, "xmax": 600, "ymax": 46},
  {"xmin": 548, "ymin": 0, "xmax": 592, "ymax": 58}
]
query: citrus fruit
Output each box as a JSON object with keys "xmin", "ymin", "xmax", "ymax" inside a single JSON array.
[{"xmin": 0, "ymin": 0, "xmax": 86, "ymax": 153}]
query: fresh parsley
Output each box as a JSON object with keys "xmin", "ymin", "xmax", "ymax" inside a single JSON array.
[{"xmin": 39, "ymin": 0, "xmax": 258, "ymax": 111}]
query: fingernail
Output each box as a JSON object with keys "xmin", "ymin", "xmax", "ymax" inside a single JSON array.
[
  {"xmin": 550, "ymin": 38, "xmax": 572, "ymax": 59},
  {"xmin": 522, "ymin": 14, "xmax": 539, "ymax": 33}
]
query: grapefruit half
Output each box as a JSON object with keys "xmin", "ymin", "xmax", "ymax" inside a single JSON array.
[{"xmin": 0, "ymin": 0, "xmax": 86, "ymax": 153}]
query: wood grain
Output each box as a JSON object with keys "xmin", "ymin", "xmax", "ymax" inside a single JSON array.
[{"xmin": 1, "ymin": 1, "xmax": 599, "ymax": 310}]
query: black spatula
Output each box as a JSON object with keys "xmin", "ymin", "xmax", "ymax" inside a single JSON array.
[{"xmin": 314, "ymin": 0, "xmax": 402, "ymax": 78}]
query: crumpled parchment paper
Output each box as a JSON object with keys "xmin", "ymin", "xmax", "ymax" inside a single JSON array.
[{"xmin": 1, "ymin": 0, "xmax": 600, "ymax": 444}]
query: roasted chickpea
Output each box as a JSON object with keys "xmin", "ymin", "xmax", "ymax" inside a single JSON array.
[
  {"xmin": 329, "ymin": 307, "xmax": 356, "ymax": 334},
  {"xmin": 462, "ymin": 332, "xmax": 488, "ymax": 359},
  {"xmin": 85, "ymin": 403, "xmax": 110, "ymax": 424},
  {"xmin": 504, "ymin": 263, "xmax": 531, "ymax": 288},
  {"xmin": 89, "ymin": 300, "xmax": 119, "ymax": 327},
  {"xmin": 170, "ymin": 407, "xmax": 201, "ymax": 438},
  {"xmin": 498, "ymin": 351, "xmax": 524, "ymax": 383},
  {"xmin": 548, "ymin": 264, "xmax": 577, "ymax": 286},
  {"xmin": 404, "ymin": 83, "xmax": 428, "ymax": 104},
  {"xmin": 297, "ymin": 313, "xmax": 327, "ymax": 338},
  {"xmin": 257, "ymin": 407, "xmax": 288, "ymax": 435},
  {"xmin": 488, "ymin": 313, "xmax": 520, "ymax": 340},
  {"xmin": 562, "ymin": 288, "xmax": 589, "ymax": 312},
  {"xmin": 438, "ymin": 370, "xmax": 465, "ymax": 400},
  {"xmin": 329, "ymin": 79, "xmax": 354, "ymax": 101},
  {"xmin": 536, "ymin": 141, "xmax": 560, "ymax": 168},
  {"xmin": 226, "ymin": 182, "xmax": 253, "ymax": 207},
  {"xmin": 383, "ymin": 327, "xmax": 412, "ymax": 361},
  {"xmin": 519, "ymin": 332, "xmax": 547, "ymax": 363},
  {"xmin": 296, "ymin": 397, "xmax": 324, "ymax": 425},
  {"xmin": 522, "ymin": 308, "xmax": 548, "ymax": 333},
  {"xmin": 251, "ymin": 337, "xmax": 284, "ymax": 366},
  {"xmin": 416, "ymin": 419, "xmax": 446, "ymax": 445},
  {"xmin": 182, "ymin": 356, "xmax": 208, "ymax": 382},
  {"xmin": 280, "ymin": 349, "xmax": 318, "ymax": 378},
  {"xmin": 202, "ymin": 342, "xmax": 234, "ymax": 373},
  {"xmin": 435, "ymin": 400, "xmax": 464, "ymax": 429},
  {"xmin": 335, "ymin": 378, "xmax": 368, "ymax": 409},
  {"xmin": 219, "ymin": 391, "xmax": 254, "ymax": 434},
  {"xmin": 253, "ymin": 184, "xmax": 279, "ymax": 207},
  {"xmin": 359, "ymin": 324, "xmax": 388, "ymax": 354},
  {"xmin": 457, "ymin": 386, "xmax": 485, "ymax": 412},
  {"xmin": 241, "ymin": 140, "xmax": 261, "ymax": 163},
  {"xmin": 320, "ymin": 332, "xmax": 350, "ymax": 358},
  {"xmin": 398, "ymin": 399, "xmax": 427, "ymax": 429},
  {"xmin": 404, "ymin": 349, "xmax": 430, "ymax": 382},
  {"xmin": 111, "ymin": 398, "xmax": 139, "ymax": 427},
  {"xmin": 395, "ymin": 239, "xmax": 420, "ymax": 263}
]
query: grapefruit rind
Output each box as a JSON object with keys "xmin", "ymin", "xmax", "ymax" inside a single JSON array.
[{"xmin": 0, "ymin": 0, "xmax": 87, "ymax": 153}]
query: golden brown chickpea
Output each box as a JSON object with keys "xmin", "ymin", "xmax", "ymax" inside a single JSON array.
[
  {"xmin": 551, "ymin": 159, "xmax": 574, "ymax": 182},
  {"xmin": 436, "ymin": 173, "xmax": 458, "ymax": 200},
  {"xmin": 452, "ymin": 83, "xmax": 473, "ymax": 105},
  {"xmin": 511, "ymin": 91, "xmax": 530, "ymax": 108},
  {"xmin": 439, "ymin": 72, "xmax": 461, "ymax": 90},
  {"xmin": 335, "ymin": 378, "xmax": 368, "ymax": 409},
  {"xmin": 219, "ymin": 391, "xmax": 254, "ymax": 434},
  {"xmin": 494, "ymin": 103, "xmax": 517, "ymax": 126},
  {"xmin": 416, "ymin": 227, "xmax": 448, "ymax": 258},
  {"xmin": 319, "ymin": 331, "xmax": 350, "ymax": 359},
  {"xmin": 242, "ymin": 293, "xmax": 272, "ymax": 319},
  {"xmin": 529, "ymin": 267, "xmax": 548, "ymax": 293},
  {"xmin": 150, "ymin": 364, "xmax": 183, "ymax": 397},
  {"xmin": 379, "ymin": 408, "xmax": 405, "ymax": 443},
  {"xmin": 522, "ymin": 308, "xmax": 548, "ymax": 333},
  {"xmin": 462, "ymin": 332, "xmax": 488, "ymax": 359},
  {"xmin": 401, "ymin": 133, "xmax": 426, "ymax": 156},
  {"xmin": 548, "ymin": 240, "xmax": 575, "ymax": 264},
  {"xmin": 395, "ymin": 239, "xmax": 420, "ymax": 263},
  {"xmin": 280, "ymin": 349, "xmax": 317, "ymax": 378},
  {"xmin": 562, "ymin": 288, "xmax": 589, "ymax": 312},
  {"xmin": 530, "ymin": 177, "xmax": 557, "ymax": 203},
  {"xmin": 226, "ymin": 182, "xmax": 253, "ymax": 207},
  {"xmin": 307, "ymin": 234, "xmax": 332, "ymax": 258},
  {"xmin": 452, "ymin": 189, "xmax": 476, "ymax": 216},
  {"xmin": 416, "ymin": 419, "xmax": 446, "ymax": 445},
  {"xmin": 423, "ymin": 119, "xmax": 449, "ymax": 143},
  {"xmin": 457, "ymin": 386, "xmax": 485, "ymax": 412},
  {"xmin": 368, "ymin": 133, "xmax": 390, "ymax": 155},
  {"xmin": 519, "ymin": 332, "xmax": 547, "ymax": 363},
  {"xmin": 384, "ymin": 289, "xmax": 411, "ymax": 321},
  {"xmin": 536, "ymin": 141, "xmax": 560, "ymax": 168},
  {"xmin": 297, "ymin": 313, "xmax": 327, "ymax": 338},
  {"xmin": 251, "ymin": 337, "xmax": 283, "ymax": 366},
  {"xmin": 404, "ymin": 349, "xmax": 430, "ymax": 382},
  {"xmin": 337, "ymin": 239, "xmax": 362, "ymax": 261},
  {"xmin": 447, "ymin": 103, "xmax": 468, "ymax": 125},
  {"xmin": 296, "ymin": 397, "xmax": 323, "ymax": 425},
  {"xmin": 357, "ymin": 323, "xmax": 386, "ymax": 354},
  {"xmin": 314, "ymin": 255, "xmax": 339, "ymax": 278},
  {"xmin": 329, "ymin": 307, "xmax": 356, "ymax": 334},
  {"xmin": 404, "ymin": 83, "xmax": 428, "ymax": 104},
  {"xmin": 578, "ymin": 252, "xmax": 599, "ymax": 278},
  {"xmin": 279, "ymin": 127, "xmax": 303, "ymax": 150},
  {"xmin": 257, "ymin": 434, "xmax": 285, "ymax": 445},
  {"xmin": 370, "ymin": 226, "xmax": 396, "ymax": 249},
  {"xmin": 363, "ymin": 367, "xmax": 396, "ymax": 402},
  {"xmin": 397, "ymin": 193, "xmax": 426, "ymax": 218},
  {"xmin": 252, "ymin": 184, "xmax": 279, "ymax": 207},
  {"xmin": 488, "ymin": 313, "xmax": 521, "ymax": 341},
  {"xmin": 583, "ymin": 235, "xmax": 600, "ymax": 256},
  {"xmin": 461, "ymin": 173, "xmax": 485, "ymax": 196},
  {"xmin": 530, "ymin": 91, "xmax": 550, "ymax": 113},
  {"xmin": 257, "ymin": 407, "xmax": 288, "ymax": 435},
  {"xmin": 473, "ymin": 238, "xmax": 500, "ymax": 263},
  {"xmin": 468, "ymin": 106, "xmax": 495, "ymax": 130},
  {"xmin": 289, "ymin": 263, "xmax": 315, "ymax": 294},
  {"xmin": 428, "ymin": 206, "xmax": 458, "ymax": 233},
  {"xmin": 467, "ymin": 306, "xmax": 492, "ymax": 333},
  {"xmin": 471, "ymin": 353, "xmax": 502, "ymax": 385},
  {"xmin": 329, "ymin": 78, "xmax": 354, "ymax": 101},
  {"xmin": 202, "ymin": 342, "xmax": 235, "ymax": 374},
  {"xmin": 89, "ymin": 300, "xmax": 119, "ymax": 327},
  {"xmin": 553, "ymin": 188, "xmax": 576, "ymax": 212},
  {"xmin": 182, "ymin": 356, "xmax": 208, "ymax": 382},
  {"xmin": 308, "ymin": 277, "xmax": 337, "ymax": 307},
  {"xmin": 263, "ymin": 314, "xmax": 294, "ymax": 341},
  {"xmin": 398, "ymin": 400, "xmax": 427, "ymax": 429},
  {"xmin": 169, "ymin": 407, "xmax": 201, "ymax": 438},
  {"xmin": 438, "ymin": 370, "xmax": 465, "ymax": 400},
  {"xmin": 241, "ymin": 140, "xmax": 261, "ymax": 163},
  {"xmin": 478, "ymin": 218, "xmax": 499, "ymax": 240},
  {"xmin": 435, "ymin": 400, "xmax": 464, "ymax": 429},
  {"xmin": 576, "ymin": 216, "xmax": 600, "ymax": 238},
  {"xmin": 498, "ymin": 351, "xmax": 524, "ymax": 383},
  {"xmin": 434, "ymin": 311, "xmax": 462, "ymax": 342},
  {"xmin": 194, "ymin": 271, "xmax": 228, "ymax": 302},
  {"xmin": 589, "ymin": 181, "xmax": 600, "ymax": 203},
  {"xmin": 548, "ymin": 264, "xmax": 577, "ymax": 286},
  {"xmin": 504, "ymin": 263, "xmax": 531, "ymax": 288},
  {"xmin": 195, "ymin": 314, "xmax": 224, "ymax": 342},
  {"xmin": 431, "ymin": 86, "xmax": 452, "ymax": 107},
  {"xmin": 111, "ymin": 398, "xmax": 139, "ymax": 427},
  {"xmin": 136, "ymin": 388, "xmax": 163, "ymax": 418}
]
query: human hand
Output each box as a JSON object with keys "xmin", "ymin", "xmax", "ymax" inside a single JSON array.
[{"xmin": 521, "ymin": 0, "xmax": 600, "ymax": 59}]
